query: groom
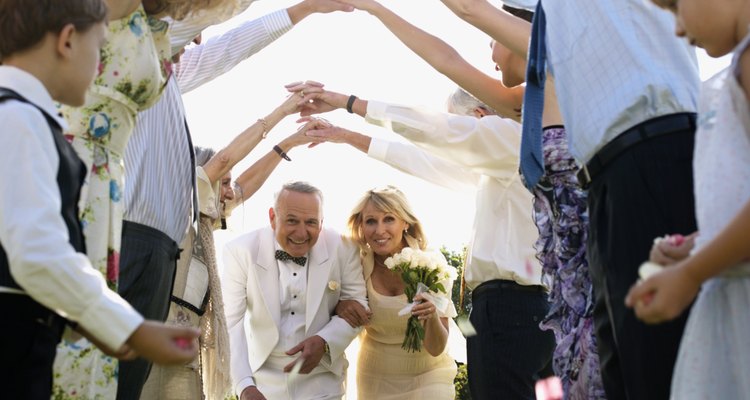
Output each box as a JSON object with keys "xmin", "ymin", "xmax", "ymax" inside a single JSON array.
[{"xmin": 222, "ymin": 181, "xmax": 367, "ymax": 400}]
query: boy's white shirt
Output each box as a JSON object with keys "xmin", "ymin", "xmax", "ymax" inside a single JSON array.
[{"xmin": 0, "ymin": 66, "xmax": 142, "ymax": 350}]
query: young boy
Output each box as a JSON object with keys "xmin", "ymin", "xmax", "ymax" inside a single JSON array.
[{"xmin": 0, "ymin": 1, "xmax": 199, "ymax": 398}]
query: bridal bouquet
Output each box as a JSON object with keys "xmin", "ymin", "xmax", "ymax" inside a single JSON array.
[{"xmin": 384, "ymin": 247, "xmax": 458, "ymax": 352}]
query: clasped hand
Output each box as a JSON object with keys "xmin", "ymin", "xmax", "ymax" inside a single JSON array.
[{"xmin": 625, "ymin": 232, "xmax": 700, "ymax": 324}]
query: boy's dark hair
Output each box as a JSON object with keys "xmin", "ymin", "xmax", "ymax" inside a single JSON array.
[
  {"xmin": 502, "ymin": 4, "xmax": 534, "ymax": 23},
  {"xmin": 0, "ymin": 0, "xmax": 108, "ymax": 60}
]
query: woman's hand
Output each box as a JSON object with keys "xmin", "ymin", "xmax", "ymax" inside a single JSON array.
[
  {"xmin": 624, "ymin": 262, "xmax": 700, "ymax": 324},
  {"xmin": 277, "ymin": 90, "xmax": 309, "ymax": 117},
  {"xmin": 337, "ymin": 0, "xmax": 382, "ymax": 13},
  {"xmin": 279, "ymin": 117, "xmax": 330, "ymax": 149},
  {"xmin": 285, "ymin": 81, "xmax": 348, "ymax": 117},
  {"xmin": 650, "ymin": 232, "xmax": 698, "ymax": 266},
  {"xmin": 411, "ymin": 293, "xmax": 438, "ymax": 321},
  {"xmin": 335, "ymin": 299, "xmax": 372, "ymax": 328}
]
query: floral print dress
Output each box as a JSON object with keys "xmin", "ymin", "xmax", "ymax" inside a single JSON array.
[
  {"xmin": 533, "ymin": 127, "xmax": 606, "ymax": 399},
  {"xmin": 52, "ymin": 6, "xmax": 172, "ymax": 399}
]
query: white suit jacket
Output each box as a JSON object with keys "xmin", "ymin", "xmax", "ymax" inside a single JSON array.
[{"xmin": 222, "ymin": 227, "xmax": 366, "ymax": 395}]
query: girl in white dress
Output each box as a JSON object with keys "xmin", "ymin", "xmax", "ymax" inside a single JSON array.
[{"xmin": 626, "ymin": 1, "xmax": 750, "ymax": 398}]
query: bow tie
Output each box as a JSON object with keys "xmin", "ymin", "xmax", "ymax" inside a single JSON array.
[{"xmin": 275, "ymin": 250, "xmax": 307, "ymax": 266}]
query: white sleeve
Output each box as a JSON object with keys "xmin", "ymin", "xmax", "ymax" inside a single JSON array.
[
  {"xmin": 316, "ymin": 237, "xmax": 364, "ymax": 360},
  {"xmin": 365, "ymin": 101, "xmax": 521, "ymax": 183},
  {"xmin": 222, "ymin": 242, "xmax": 256, "ymax": 393},
  {"xmin": 0, "ymin": 104, "xmax": 142, "ymax": 350},
  {"xmin": 367, "ymin": 138, "xmax": 480, "ymax": 192},
  {"xmin": 175, "ymin": 10, "xmax": 293, "ymax": 93}
]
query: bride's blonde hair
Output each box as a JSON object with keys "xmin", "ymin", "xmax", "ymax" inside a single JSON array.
[{"xmin": 347, "ymin": 186, "xmax": 427, "ymax": 251}]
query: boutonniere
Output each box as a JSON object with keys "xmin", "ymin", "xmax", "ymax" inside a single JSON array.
[{"xmin": 328, "ymin": 280, "xmax": 340, "ymax": 291}]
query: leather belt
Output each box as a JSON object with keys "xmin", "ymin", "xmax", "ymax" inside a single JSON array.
[
  {"xmin": 472, "ymin": 279, "xmax": 547, "ymax": 299},
  {"xmin": 3, "ymin": 293, "xmax": 66, "ymax": 336},
  {"xmin": 577, "ymin": 113, "xmax": 697, "ymax": 189}
]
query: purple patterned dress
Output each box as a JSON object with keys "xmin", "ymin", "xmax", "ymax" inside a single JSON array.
[{"xmin": 533, "ymin": 126, "xmax": 605, "ymax": 399}]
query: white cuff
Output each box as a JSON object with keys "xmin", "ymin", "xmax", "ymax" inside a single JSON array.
[
  {"xmin": 78, "ymin": 290, "xmax": 144, "ymax": 350},
  {"xmin": 236, "ymin": 376, "xmax": 257, "ymax": 397},
  {"xmin": 364, "ymin": 100, "xmax": 389, "ymax": 121},
  {"xmin": 265, "ymin": 9, "xmax": 293, "ymax": 40},
  {"xmin": 367, "ymin": 137, "xmax": 390, "ymax": 162}
]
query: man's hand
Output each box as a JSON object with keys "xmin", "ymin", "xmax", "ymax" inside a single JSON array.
[
  {"xmin": 335, "ymin": 299, "xmax": 372, "ymax": 327},
  {"xmin": 240, "ymin": 386, "xmax": 267, "ymax": 400},
  {"xmin": 295, "ymin": 116, "xmax": 354, "ymax": 145},
  {"xmin": 127, "ymin": 320, "xmax": 200, "ymax": 365},
  {"xmin": 283, "ymin": 335, "xmax": 327, "ymax": 374}
]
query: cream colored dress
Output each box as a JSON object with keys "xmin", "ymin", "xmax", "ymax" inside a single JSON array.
[{"xmin": 356, "ymin": 247, "xmax": 458, "ymax": 400}]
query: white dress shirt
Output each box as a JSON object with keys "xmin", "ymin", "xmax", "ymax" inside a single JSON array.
[
  {"xmin": 365, "ymin": 101, "xmax": 542, "ymax": 289},
  {"xmin": 275, "ymin": 243, "xmax": 309, "ymax": 353},
  {"xmin": 124, "ymin": 10, "xmax": 293, "ymax": 243},
  {"xmin": 505, "ymin": 0, "xmax": 700, "ymax": 163},
  {"xmin": 0, "ymin": 66, "xmax": 142, "ymax": 350}
]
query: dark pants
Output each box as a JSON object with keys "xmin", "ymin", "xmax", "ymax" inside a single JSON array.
[
  {"xmin": 587, "ymin": 130, "xmax": 696, "ymax": 400},
  {"xmin": 117, "ymin": 221, "xmax": 180, "ymax": 400},
  {"xmin": 1, "ymin": 294, "xmax": 65, "ymax": 400},
  {"xmin": 467, "ymin": 280, "xmax": 556, "ymax": 400}
]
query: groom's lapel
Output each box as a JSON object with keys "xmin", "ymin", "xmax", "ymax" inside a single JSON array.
[
  {"xmin": 255, "ymin": 229, "xmax": 281, "ymax": 329},
  {"xmin": 305, "ymin": 232, "xmax": 332, "ymax": 332}
]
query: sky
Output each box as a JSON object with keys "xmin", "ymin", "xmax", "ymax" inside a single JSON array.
[{"xmin": 184, "ymin": 0, "xmax": 731, "ymax": 255}]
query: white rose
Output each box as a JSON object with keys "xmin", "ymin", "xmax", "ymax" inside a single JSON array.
[
  {"xmin": 328, "ymin": 280, "xmax": 340, "ymax": 291},
  {"xmin": 400, "ymin": 247, "xmax": 414, "ymax": 263},
  {"xmin": 414, "ymin": 252, "xmax": 432, "ymax": 269}
]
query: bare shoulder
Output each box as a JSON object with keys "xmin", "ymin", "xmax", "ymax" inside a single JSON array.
[{"xmin": 105, "ymin": 0, "xmax": 142, "ymax": 21}]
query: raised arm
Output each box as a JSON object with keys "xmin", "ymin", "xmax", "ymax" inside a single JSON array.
[
  {"xmin": 289, "ymin": 82, "xmax": 521, "ymax": 181},
  {"xmin": 338, "ymin": 0, "xmax": 523, "ymax": 120},
  {"xmin": 202, "ymin": 93, "xmax": 301, "ymax": 184},
  {"xmin": 439, "ymin": 0, "xmax": 531, "ymax": 59},
  {"xmin": 230, "ymin": 118, "xmax": 327, "ymax": 203},
  {"xmin": 300, "ymin": 117, "xmax": 481, "ymax": 191},
  {"xmin": 176, "ymin": 0, "xmax": 354, "ymax": 93}
]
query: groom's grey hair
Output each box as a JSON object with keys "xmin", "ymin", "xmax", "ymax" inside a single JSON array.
[{"xmin": 274, "ymin": 181, "xmax": 324, "ymax": 209}]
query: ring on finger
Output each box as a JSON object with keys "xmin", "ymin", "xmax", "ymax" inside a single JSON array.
[{"xmin": 300, "ymin": 90, "xmax": 305, "ymax": 97}]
